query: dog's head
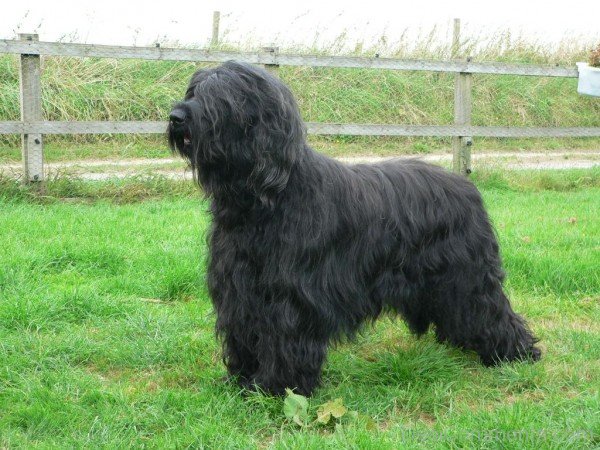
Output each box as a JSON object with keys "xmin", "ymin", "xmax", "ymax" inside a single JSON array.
[{"xmin": 168, "ymin": 61, "xmax": 306, "ymax": 203}]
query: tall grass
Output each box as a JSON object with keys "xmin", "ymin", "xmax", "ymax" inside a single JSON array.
[{"xmin": 0, "ymin": 30, "xmax": 599, "ymax": 158}]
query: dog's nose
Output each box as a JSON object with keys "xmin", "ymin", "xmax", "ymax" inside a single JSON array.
[{"xmin": 169, "ymin": 109, "xmax": 186, "ymax": 124}]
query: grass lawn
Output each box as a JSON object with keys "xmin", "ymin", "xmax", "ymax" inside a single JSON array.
[{"xmin": 0, "ymin": 171, "xmax": 599, "ymax": 448}]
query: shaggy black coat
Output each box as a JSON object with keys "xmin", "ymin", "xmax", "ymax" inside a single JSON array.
[{"xmin": 168, "ymin": 61, "xmax": 540, "ymax": 396}]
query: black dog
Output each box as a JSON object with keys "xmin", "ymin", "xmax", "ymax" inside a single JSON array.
[{"xmin": 168, "ymin": 61, "xmax": 540, "ymax": 396}]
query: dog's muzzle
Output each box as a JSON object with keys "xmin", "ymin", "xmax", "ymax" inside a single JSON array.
[
  {"xmin": 169, "ymin": 108, "xmax": 192, "ymax": 146},
  {"xmin": 169, "ymin": 108, "xmax": 186, "ymax": 124}
]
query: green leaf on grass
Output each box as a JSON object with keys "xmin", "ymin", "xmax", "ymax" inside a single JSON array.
[
  {"xmin": 316, "ymin": 398, "xmax": 348, "ymax": 424},
  {"xmin": 283, "ymin": 388, "xmax": 309, "ymax": 426},
  {"xmin": 346, "ymin": 410, "xmax": 377, "ymax": 430},
  {"xmin": 358, "ymin": 413, "xmax": 378, "ymax": 431}
]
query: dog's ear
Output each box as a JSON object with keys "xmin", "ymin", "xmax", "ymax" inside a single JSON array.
[
  {"xmin": 247, "ymin": 103, "xmax": 305, "ymax": 207},
  {"xmin": 245, "ymin": 81, "xmax": 306, "ymax": 207}
]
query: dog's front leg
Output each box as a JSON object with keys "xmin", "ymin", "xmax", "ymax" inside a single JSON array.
[
  {"xmin": 209, "ymin": 258, "xmax": 261, "ymax": 387},
  {"xmin": 243, "ymin": 301, "xmax": 329, "ymax": 396},
  {"xmin": 220, "ymin": 328, "xmax": 259, "ymax": 387},
  {"xmin": 252, "ymin": 333, "xmax": 327, "ymax": 397}
]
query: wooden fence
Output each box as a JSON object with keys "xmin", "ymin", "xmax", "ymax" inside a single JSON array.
[{"xmin": 1, "ymin": 17, "xmax": 599, "ymax": 181}]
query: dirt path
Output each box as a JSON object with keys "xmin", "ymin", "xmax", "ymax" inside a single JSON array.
[{"xmin": 1, "ymin": 150, "xmax": 598, "ymax": 180}]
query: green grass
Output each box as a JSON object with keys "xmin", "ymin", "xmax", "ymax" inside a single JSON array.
[{"xmin": 1, "ymin": 170, "xmax": 599, "ymax": 448}]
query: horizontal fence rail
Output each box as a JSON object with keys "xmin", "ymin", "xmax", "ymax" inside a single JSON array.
[
  {"xmin": 0, "ymin": 39, "xmax": 579, "ymax": 77},
  {"xmin": 2, "ymin": 121, "xmax": 600, "ymax": 138},
  {"xmin": 0, "ymin": 20, "xmax": 597, "ymax": 181}
]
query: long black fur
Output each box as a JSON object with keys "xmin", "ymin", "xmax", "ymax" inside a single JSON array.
[{"xmin": 168, "ymin": 61, "xmax": 541, "ymax": 396}]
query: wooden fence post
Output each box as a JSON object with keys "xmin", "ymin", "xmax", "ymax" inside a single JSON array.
[
  {"xmin": 262, "ymin": 46, "xmax": 280, "ymax": 77},
  {"xmin": 452, "ymin": 19, "xmax": 472, "ymax": 176},
  {"xmin": 19, "ymin": 33, "xmax": 44, "ymax": 182},
  {"xmin": 211, "ymin": 11, "xmax": 220, "ymax": 47}
]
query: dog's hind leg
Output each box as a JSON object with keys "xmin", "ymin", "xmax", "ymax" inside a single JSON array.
[{"xmin": 431, "ymin": 271, "xmax": 541, "ymax": 366}]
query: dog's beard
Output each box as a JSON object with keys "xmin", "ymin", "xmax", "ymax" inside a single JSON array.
[{"xmin": 168, "ymin": 122, "xmax": 193, "ymax": 157}]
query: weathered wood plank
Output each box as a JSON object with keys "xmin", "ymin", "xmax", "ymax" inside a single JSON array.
[
  {"xmin": 2, "ymin": 121, "xmax": 599, "ymax": 137},
  {"xmin": 0, "ymin": 39, "xmax": 578, "ymax": 77}
]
